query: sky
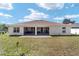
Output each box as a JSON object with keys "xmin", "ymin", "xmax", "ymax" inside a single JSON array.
[{"xmin": 0, "ymin": 3, "xmax": 79, "ymax": 24}]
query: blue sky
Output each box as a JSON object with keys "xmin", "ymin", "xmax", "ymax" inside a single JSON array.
[{"xmin": 0, "ymin": 3, "xmax": 79, "ymax": 24}]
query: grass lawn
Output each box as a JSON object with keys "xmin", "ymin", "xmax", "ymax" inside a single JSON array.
[{"xmin": 0, "ymin": 33, "xmax": 79, "ymax": 56}]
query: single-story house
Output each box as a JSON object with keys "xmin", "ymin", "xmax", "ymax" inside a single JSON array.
[{"xmin": 7, "ymin": 20, "xmax": 79, "ymax": 35}]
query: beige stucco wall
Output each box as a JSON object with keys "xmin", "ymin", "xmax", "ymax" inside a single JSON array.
[
  {"xmin": 8, "ymin": 25, "xmax": 72, "ymax": 35},
  {"xmin": 9, "ymin": 22, "xmax": 79, "ymax": 35},
  {"xmin": 8, "ymin": 23, "xmax": 50, "ymax": 35},
  {"xmin": 49, "ymin": 26, "xmax": 60, "ymax": 35},
  {"xmin": 60, "ymin": 26, "xmax": 71, "ymax": 35},
  {"xmin": 49, "ymin": 26, "xmax": 71, "ymax": 35},
  {"xmin": 8, "ymin": 27, "xmax": 24, "ymax": 35}
]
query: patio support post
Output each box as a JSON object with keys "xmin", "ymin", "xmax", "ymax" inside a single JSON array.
[
  {"xmin": 20, "ymin": 27, "xmax": 24, "ymax": 35},
  {"xmin": 35, "ymin": 27, "xmax": 37, "ymax": 35}
]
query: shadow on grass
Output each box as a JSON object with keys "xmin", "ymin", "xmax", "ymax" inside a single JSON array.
[
  {"xmin": 51, "ymin": 35, "xmax": 79, "ymax": 37},
  {"xmin": 9, "ymin": 35, "xmax": 21, "ymax": 37},
  {"xmin": 9, "ymin": 35, "xmax": 79, "ymax": 38}
]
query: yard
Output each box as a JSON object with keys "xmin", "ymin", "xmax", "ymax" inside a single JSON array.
[{"xmin": 0, "ymin": 34, "xmax": 79, "ymax": 56}]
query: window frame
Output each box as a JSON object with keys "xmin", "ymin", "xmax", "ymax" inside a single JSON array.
[{"xmin": 13, "ymin": 27, "xmax": 20, "ymax": 33}]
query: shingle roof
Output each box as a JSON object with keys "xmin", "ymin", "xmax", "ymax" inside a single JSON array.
[
  {"xmin": 18, "ymin": 20, "xmax": 57, "ymax": 26},
  {"xmin": 9, "ymin": 20, "xmax": 74, "ymax": 27}
]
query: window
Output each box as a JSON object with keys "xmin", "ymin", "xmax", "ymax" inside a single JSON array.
[
  {"xmin": 62, "ymin": 27, "xmax": 66, "ymax": 29},
  {"xmin": 62, "ymin": 30, "xmax": 66, "ymax": 33},
  {"xmin": 13, "ymin": 27, "xmax": 20, "ymax": 33}
]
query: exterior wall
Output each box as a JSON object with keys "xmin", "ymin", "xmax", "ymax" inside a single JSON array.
[
  {"xmin": 8, "ymin": 26, "xmax": 72, "ymax": 35},
  {"xmin": 8, "ymin": 24, "xmax": 79, "ymax": 35},
  {"xmin": 49, "ymin": 26, "xmax": 60, "ymax": 35},
  {"xmin": 60, "ymin": 26, "xmax": 71, "ymax": 35},
  {"xmin": 8, "ymin": 24, "xmax": 50, "ymax": 35},
  {"xmin": 69, "ymin": 25, "xmax": 79, "ymax": 35},
  {"xmin": 8, "ymin": 27, "xmax": 24, "ymax": 35},
  {"xmin": 49, "ymin": 26, "xmax": 71, "ymax": 35}
]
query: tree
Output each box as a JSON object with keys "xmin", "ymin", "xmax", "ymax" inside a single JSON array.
[
  {"xmin": 70, "ymin": 20, "xmax": 75, "ymax": 24},
  {"xmin": 63, "ymin": 18, "xmax": 71, "ymax": 24},
  {"xmin": 0, "ymin": 24, "xmax": 8, "ymax": 32},
  {"xmin": 63, "ymin": 18, "xmax": 75, "ymax": 24}
]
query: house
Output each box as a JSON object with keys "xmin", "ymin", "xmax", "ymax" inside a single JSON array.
[{"xmin": 7, "ymin": 20, "xmax": 79, "ymax": 35}]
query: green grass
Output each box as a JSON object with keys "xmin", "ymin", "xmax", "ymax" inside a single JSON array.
[{"xmin": 0, "ymin": 33, "xmax": 79, "ymax": 56}]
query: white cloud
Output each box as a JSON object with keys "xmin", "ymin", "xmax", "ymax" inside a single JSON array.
[
  {"xmin": 65, "ymin": 4, "xmax": 75, "ymax": 9},
  {"xmin": 64, "ymin": 14, "xmax": 79, "ymax": 18},
  {"xmin": 19, "ymin": 19, "xmax": 33, "ymax": 22},
  {"xmin": 70, "ymin": 4, "xmax": 75, "ymax": 8},
  {"xmin": 0, "ymin": 13, "xmax": 13, "ymax": 18},
  {"xmin": 21, "ymin": 8, "xmax": 49, "ymax": 22},
  {"xmin": 65, "ymin": 6, "xmax": 69, "ymax": 9},
  {"xmin": 0, "ymin": 13, "xmax": 3, "ymax": 16},
  {"xmin": 53, "ymin": 14, "xmax": 79, "ymax": 20},
  {"xmin": 36, "ymin": 3, "xmax": 64, "ymax": 10},
  {"xmin": 4, "ymin": 14, "xmax": 13, "ymax": 18},
  {"xmin": 53, "ymin": 17, "xmax": 64, "ymax": 20},
  {"xmin": 0, "ymin": 3, "xmax": 13, "ymax": 10}
]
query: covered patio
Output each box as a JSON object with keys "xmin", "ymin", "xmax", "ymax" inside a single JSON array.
[
  {"xmin": 37, "ymin": 27, "xmax": 49, "ymax": 35},
  {"xmin": 24, "ymin": 27, "xmax": 49, "ymax": 35},
  {"xmin": 24, "ymin": 27, "xmax": 35, "ymax": 35}
]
